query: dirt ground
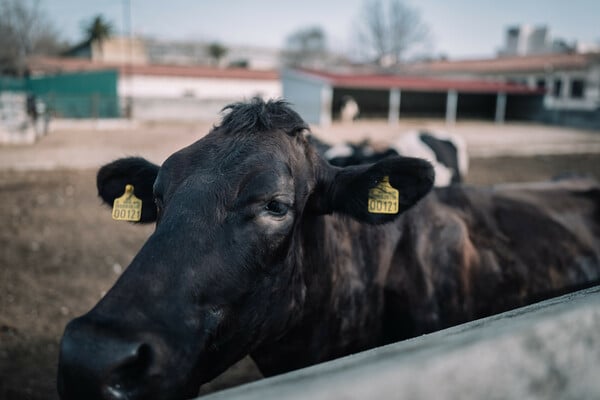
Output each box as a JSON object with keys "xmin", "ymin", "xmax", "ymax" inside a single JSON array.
[{"xmin": 1, "ymin": 122, "xmax": 600, "ymax": 399}]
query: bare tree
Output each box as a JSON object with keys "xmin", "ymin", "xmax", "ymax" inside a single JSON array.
[
  {"xmin": 356, "ymin": 0, "xmax": 429, "ymax": 66},
  {"xmin": 0, "ymin": 0, "xmax": 63, "ymax": 75},
  {"xmin": 282, "ymin": 26, "xmax": 328, "ymax": 68}
]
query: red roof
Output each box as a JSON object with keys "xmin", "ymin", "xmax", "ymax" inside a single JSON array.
[
  {"xmin": 295, "ymin": 68, "xmax": 543, "ymax": 94},
  {"xmin": 27, "ymin": 57, "xmax": 279, "ymax": 80},
  {"xmin": 404, "ymin": 52, "xmax": 600, "ymax": 74}
]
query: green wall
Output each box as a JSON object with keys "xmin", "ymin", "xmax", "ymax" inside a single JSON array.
[
  {"xmin": 0, "ymin": 76, "xmax": 26, "ymax": 92},
  {"xmin": 27, "ymin": 69, "xmax": 120, "ymax": 118}
]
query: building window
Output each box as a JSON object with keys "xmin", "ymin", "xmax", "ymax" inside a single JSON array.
[
  {"xmin": 553, "ymin": 79, "xmax": 562, "ymax": 97},
  {"xmin": 570, "ymin": 79, "xmax": 585, "ymax": 99},
  {"xmin": 536, "ymin": 78, "xmax": 546, "ymax": 90}
]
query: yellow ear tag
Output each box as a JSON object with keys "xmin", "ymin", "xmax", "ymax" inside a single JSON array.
[
  {"xmin": 112, "ymin": 184, "xmax": 142, "ymax": 221},
  {"xmin": 368, "ymin": 176, "xmax": 399, "ymax": 214}
]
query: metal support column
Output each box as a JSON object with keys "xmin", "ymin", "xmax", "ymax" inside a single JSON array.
[
  {"xmin": 446, "ymin": 90, "xmax": 458, "ymax": 125},
  {"xmin": 495, "ymin": 92, "xmax": 506, "ymax": 124},
  {"xmin": 320, "ymin": 85, "xmax": 333, "ymax": 127},
  {"xmin": 388, "ymin": 88, "xmax": 401, "ymax": 125}
]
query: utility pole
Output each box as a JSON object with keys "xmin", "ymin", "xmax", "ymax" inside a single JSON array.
[{"xmin": 122, "ymin": 0, "xmax": 133, "ymax": 119}]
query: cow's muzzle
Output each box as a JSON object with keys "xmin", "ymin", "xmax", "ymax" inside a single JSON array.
[{"xmin": 57, "ymin": 316, "xmax": 167, "ymax": 400}]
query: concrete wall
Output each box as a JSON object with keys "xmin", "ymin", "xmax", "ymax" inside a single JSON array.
[
  {"xmin": 537, "ymin": 108, "xmax": 600, "ymax": 130},
  {"xmin": 199, "ymin": 285, "xmax": 600, "ymax": 400},
  {"xmin": 281, "ymin": 69, "xmax": 329, "ymax": 125},
  {"xmin": 119, "ymin": 75, "xmax": 281, "ymax": 100},
  {"xmin": 119, "ymin": 75, "xmax": 281, "ymax": 121},
  {"xmin": 0, "ymin": 92, "xmax": 39, "ymax": 144},
  {"xmin": 131, "ymin": 97, "xmax": 231, "ymax": 121}
]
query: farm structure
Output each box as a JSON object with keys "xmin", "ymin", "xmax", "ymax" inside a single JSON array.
[
  {"xmin": 282, "ymin": 68, "xmax": 544, "ymax": 126},
  {"xmin": 405, "ymin": 52, "xmax": 600, "ymax": 130},
  {"xmin": 25, "ymin": 57, "xmax": 281, "ymax": 120}
]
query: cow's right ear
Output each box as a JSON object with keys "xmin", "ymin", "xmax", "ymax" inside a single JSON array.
[
  {"xmin": 97, "ymin": 157, "xmax": 160, "ymax": 223},
  {"xmin": 308, "ymin": 156, "xmax": 434, "ymax": 224}
]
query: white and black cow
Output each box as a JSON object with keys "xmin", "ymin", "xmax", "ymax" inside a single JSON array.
[
  {"xmin": 339, "ymin": 96, "xmax": 360, "ymax": 123},
  {"xmin": 312, "ymin": 130, "xmax": 468, "ymax": 187},
  {"xmin": 58, "ymin": 98, "xmax": 600, "ymax": 400}
]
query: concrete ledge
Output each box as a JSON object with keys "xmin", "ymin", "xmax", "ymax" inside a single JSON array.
[
  {"xmin": 50, "ymin": 118, "xmax": 139, "ymax": 131},
  {"xmin": 199, "ymin": 286, "xmax": 600, "ymax": 399}
]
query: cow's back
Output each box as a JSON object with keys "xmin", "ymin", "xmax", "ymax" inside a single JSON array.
[{"xmin": 383, "ymin": 179, "xmax": 600, "ymax": 341}]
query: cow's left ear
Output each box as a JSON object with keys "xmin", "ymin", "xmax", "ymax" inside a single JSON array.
[
  {"xmin": 97, "ymin": 157, "xmax": 160, "ymax": 223},
  {"xmin": 309, "ymin": 156, "xmax": 434, "ymax": 224}
]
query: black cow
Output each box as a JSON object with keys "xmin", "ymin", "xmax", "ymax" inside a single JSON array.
[
  {"xmin": 58, "ymin": 98, "xmax": 600, "ymax": 400},
  {"xmin": 311, "ymin": 130, "xmax": 467, "ymax": 187}
]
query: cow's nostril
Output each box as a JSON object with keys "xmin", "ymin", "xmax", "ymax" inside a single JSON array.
[{"xmin": 105, "ymin": 343, "xmax": 154, "ymax": 395}]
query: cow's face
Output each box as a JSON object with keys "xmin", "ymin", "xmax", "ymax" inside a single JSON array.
[{"xmin": 57, "ymin": 99, "xmax": 434, "ymax": 400}]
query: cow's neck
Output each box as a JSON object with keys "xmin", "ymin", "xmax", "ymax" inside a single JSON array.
[{"xmin": 251, "ymin": 213, "xmax": 402, "ymax": 376}]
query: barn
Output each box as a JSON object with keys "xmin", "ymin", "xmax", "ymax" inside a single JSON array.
[{"xmin": 281, "ymin": 68, "xmax": 545, "ymax": 126}]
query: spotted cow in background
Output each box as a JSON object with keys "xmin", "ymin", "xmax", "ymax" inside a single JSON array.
[
  {"xmin": 310, "ymin": 130, "xmax": 468, "ymax": 187},
  {"xmin": 339, "ymin": 95, "xmax": 360, "ymax": 123}
]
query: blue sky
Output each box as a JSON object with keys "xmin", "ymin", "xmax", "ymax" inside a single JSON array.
[{"xmin": 41, "ymin": 0, "xmax": 600, "ymax": 59}]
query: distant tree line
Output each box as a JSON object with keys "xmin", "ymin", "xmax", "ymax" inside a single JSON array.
[
  {"xmin": 283, "ymin": 0, "xmax": 431, "ymax": 68},
  {"xmin": 0, "ymin": 0, "xmax": 119, "ymax": 76},
  {"xmin": 0, "ymin": 0, "xmax": 432, "ymax": 75}
]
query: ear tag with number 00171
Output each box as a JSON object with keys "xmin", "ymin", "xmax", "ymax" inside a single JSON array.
[
  {"xmin": 368, "ymin": 176, "xmax": 399, "ymax": 214},
  {"xmin": 112, "ymin": 184, "xmax": 142, "ymax": 221}
]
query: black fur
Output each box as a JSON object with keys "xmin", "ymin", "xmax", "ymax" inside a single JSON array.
[
  {"xmin": 219, "ymin": 97, "xmax": 308, "ymax": 136},
  {"xmin": 324, "ymin": 157, "xmax": 434, "ymax": 224},
  {"xmin": 58, "ymin": 98, "xmax": 600, "ymax": 400}
]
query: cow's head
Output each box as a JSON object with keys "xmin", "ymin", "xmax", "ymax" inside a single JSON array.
[{"xmin": 57, "ymin": 98, "xmax": 434, "ymax": 400}]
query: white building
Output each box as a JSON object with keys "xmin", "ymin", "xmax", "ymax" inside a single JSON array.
[
  {"xmin": 143, "ymin": 38, "xmax": 282, "ymax": 70},
  {"xmin": 28, "ymin": 57, "xmax": 281, "ymax": 121},
  {"xmin": 404, "ymin": 52, "xmax": 600, "ymax": 129},
  {"xmin": 501, "ymin": 25, "xmax": 551, "ymax": 57}
]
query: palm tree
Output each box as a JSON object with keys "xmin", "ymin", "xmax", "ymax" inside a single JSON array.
[
  {"xmin": 83, "ymin": 15, "xmax": 113, "ymax": 58},
  {"xmin": 85, "ymin": 15, "xmax": 113, "ymax": 43}
]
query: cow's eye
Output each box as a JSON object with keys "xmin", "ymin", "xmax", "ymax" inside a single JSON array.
[{"xmin": 264, "ymin": 200, "xmax": 289, "ymax": 217}]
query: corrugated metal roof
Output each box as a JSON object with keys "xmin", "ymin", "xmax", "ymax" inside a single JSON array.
[
  {"xmin": 27, "ymin": 57, "xmax": 279, "ymax": 80},
  {"xmin": 295, "ymin": 68, "xmax": 543, "ymax": 94}
]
